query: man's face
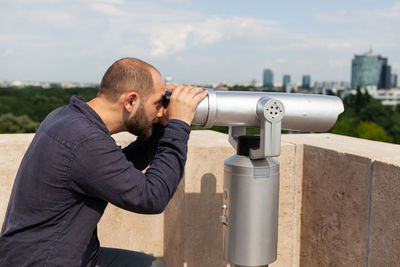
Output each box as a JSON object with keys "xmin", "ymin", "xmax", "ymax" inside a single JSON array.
[{"xmin": 125, "ymin": 70, "xmax": 165, "ymax": 139}]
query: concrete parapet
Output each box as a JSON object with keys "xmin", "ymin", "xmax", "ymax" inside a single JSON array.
[
  {"xmin": 1, "ymin": 132, "xmax": 400, "ymax": 266},
  {"xmin": 283, "ymin": 133, "xmax": 400, "ymax": 267}
]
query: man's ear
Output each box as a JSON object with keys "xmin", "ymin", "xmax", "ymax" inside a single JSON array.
[{"xmin": 123, "ymin": 92, "xmax": 140, "ymax": 113}]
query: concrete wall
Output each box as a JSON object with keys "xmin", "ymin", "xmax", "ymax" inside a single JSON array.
[
  {"xmin": 1, "ymin": 132, "xmax": 400, "ymax": 266},
  {"xmin": 283, "ymin": 134, "xmax": 400, "ymax": 267}
]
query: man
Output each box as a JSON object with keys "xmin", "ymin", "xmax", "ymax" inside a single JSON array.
[{"xmin": 0, "ymin": 57, "xmax": 208, "ymax": 266}]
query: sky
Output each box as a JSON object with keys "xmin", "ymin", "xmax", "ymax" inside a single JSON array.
[{"xmin": 1, "ymin": 0, "xmax": 400, "ymax": 85}]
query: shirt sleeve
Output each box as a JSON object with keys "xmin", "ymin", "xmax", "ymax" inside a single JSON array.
[
  {"xmin": 121, "ymin": 123, "xmax": 165, "ymax": 171},
  {"xmin": 70, "ymin": 119, "xmax": 191, "ymax": 214}
]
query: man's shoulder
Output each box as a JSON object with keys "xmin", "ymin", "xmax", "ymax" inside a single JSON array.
[{"xmin": 38, "ymin": 105, "xmax": 110, "ymax": 149}]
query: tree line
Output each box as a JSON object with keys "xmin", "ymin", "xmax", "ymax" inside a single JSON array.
[
  {"xmin": 0, "ymin": 86, "xmax": 98, "ymax": 133},
  {"xmin": 330, "ymin": 88, "xmax": 400, "ymax": 144},
  {"xmin": 1, "ymin": 86, "xmax": 399, "ymax": 144}
]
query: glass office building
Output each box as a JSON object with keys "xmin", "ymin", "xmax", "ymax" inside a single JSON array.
[
  {"xmin": 263, "ymin": 69, "xmax": 274, "ymax": 88},
  {"xmin": 391, "ymin": 74, "xmax": 398, "ymax": 88},
  {"xmin": 302, "ymin": 75, "xmax": 311, "ymax": 89},
  {"xmin": 351, "ymin": 52, "xmax": 391, "ymax": 89},
  {"xmin": 282, "ymin": 75, "xmax": 291, "ymax": 88}
]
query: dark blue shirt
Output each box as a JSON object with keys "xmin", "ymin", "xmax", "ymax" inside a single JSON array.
[{"xmin": 0, "ymin": 95, "xmax": 191, "ymax": 266}]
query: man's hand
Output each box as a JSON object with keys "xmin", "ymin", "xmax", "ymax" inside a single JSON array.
[{"xmin": 166, "ymin": 85, "xmax": 208, "ymax": 126}]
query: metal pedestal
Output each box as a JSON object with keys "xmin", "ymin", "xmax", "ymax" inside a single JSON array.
[{"xmin": 222, "ymin": 136, "xmax": 279, "ymax": 267}]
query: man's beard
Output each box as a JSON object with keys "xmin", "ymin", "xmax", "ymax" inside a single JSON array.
[{"xmin": 125, "ymin": 103, "xmax": 153, "ymax": 140}]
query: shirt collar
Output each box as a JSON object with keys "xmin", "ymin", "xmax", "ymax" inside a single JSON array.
[{"xmin": 69, "ymin": 95, "xmax": 110, "ymax": 134}]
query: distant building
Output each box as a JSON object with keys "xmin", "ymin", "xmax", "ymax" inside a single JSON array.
[
  {"xmin": 351, "ymin": 50, "xmax": 392, "ymax": 89},
  {"xmin": 313, "ymin": 81, "xmax": 351, "ymax": 91},
  {"xmin": 61, "ymin": 81, "xmax": 77, "ymax": 88},
  {"xmin": 391, "ymin": 74, "xmax": 398, "ymax": 88},
  {"xmin": 371, "ymin": 88, "xmax": 400, "ymax": 107},
  {"xmin": 214, "ymin": 82, "xmax": 229, "ymax": 91},
  {"xmin": 61, "ymin": 81, "xmax": 96, "ymax": 88},
  {"xmin": 10, "ymin": 80, "xmax": 43, "ymax": 88},
  {"xmin": 302, "ymin": 75, "xmax": 311, "ymax": 89},
  {"xmin": 316, "ymin": 81, "xmax": 350, "ymax": 96},
  {"xmin": 282, "ymin": 75, "xmax": 291, "ymax": 89},
  {"xmin": 164, "ymin": 76, "xmax": 173, "ymax": 85},
  {"xmin": 285, "ymin": 83, "xmax": 297, "ymax": 93},
  {"xmin": 263, "ymin": 69, "xmax": 273, "ymax": 88}
]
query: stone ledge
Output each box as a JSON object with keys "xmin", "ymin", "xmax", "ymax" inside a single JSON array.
[
  {"xmin": 1, "ymin": 132, "xmax": 399, "ymax": 266},
  {"xmin": 282, "ymin": 133, "xmax": 400, "ymax": 166}
]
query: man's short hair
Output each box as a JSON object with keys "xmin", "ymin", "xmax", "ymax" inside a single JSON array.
[{"xmin": 99, "ymin": 57, "xmax": 159, "ymax": 101}]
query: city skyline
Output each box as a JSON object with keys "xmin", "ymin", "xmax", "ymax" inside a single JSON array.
[{"xmin": 1, "ymin": 0, "xmax": 400, "ymax": 84}]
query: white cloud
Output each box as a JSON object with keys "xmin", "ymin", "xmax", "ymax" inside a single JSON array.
[
  {"xmin": 0, "ymin": 34, "xmax": 37, "ymax": 42},
  {"xmin": 312, "ymin": 10, "xmax": 349, "ymax": 24},
  {"xmin": 162, "ymin": 0, "xmax": 191, "ymax": 3},
  {"xmin": 26, "ymin": 9, "xmax": 73, "ymax": 23},
  {"xmin": 294, "ymin": 59, "xmax": 312, "ymax": 66},
  {"xmin": 146, "ymin": 15, "xmax": 282, "ymax": 57},
  {"xmin": 175, "ymin": 56, "xmax": 185, "ymax": 62},
  {"xmin": 97, "ymin": 0, "xmax": 125, "ymax": 4},
  {"xmin": 275, "ymin": 58, "xmax": 286, "ymax": 64},
  {"xmin": 1, "ymin": 49, "xmax": 14, "ymax": 57},
  {"xmin": 12, "ymin": 0, "xmax": 65, "ymax": 3},
  {"xmin": 370, "ymin": 2, "xmax": 400, "ymax": 21},
  {"xmin": 1, "ymin": 0, "xmax": 399, "ymax": 83},
  {"xmin": 90, "ymin": 2, "xmax": 125, "ymax": 16},
  {"xmin": 1, "ymin": 1, "xmax": 283, "ymax": 58},
  {"xmin": 312, "ymin": 2, "xmax": 400, "ymax": 45},
  {"xmin": 313, "ymin": 2, "xmax": 400, "ymax": 58},
  {"xmin": 328, "ymin": 59, "xmax": 349, "ymax": 69},
  {"xmin": 149, "ymin": 24, "xmax": 193, "ymax": 56},
  {"xmin": 313, "ymin": 4, "xmax": 400, "ymax": 25}
]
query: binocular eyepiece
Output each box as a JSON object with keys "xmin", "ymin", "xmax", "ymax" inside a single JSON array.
[{"xmin": 162, "ymin": 90, "xmax": 172, "ymax": 108}]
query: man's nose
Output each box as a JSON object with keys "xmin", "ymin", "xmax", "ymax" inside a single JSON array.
[{"xmin": 156, "ymin": 107, "xmax": 164, "ymax": 118}]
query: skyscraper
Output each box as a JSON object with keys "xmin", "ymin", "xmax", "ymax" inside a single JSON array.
[
  {"xmin": 351, "ymin": 50, "xmax": 392, "ymax": 89},
  {"xmin": 263, "ymin": 69, "xmax": 273, "ymax": 88},
  {"xmin": 282, "ymin": 75, "xmax": 291, "ymax": 89},
  {"xmin": 302, "ymin": 75, "xmax": 311, "ymax": 89},
  {"xmin": 391, "ymin": 74, "xmax": 398, "ymax": 88}
]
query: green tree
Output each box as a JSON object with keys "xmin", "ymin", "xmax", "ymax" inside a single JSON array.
[
  {"xmin": 332, "ymin": 88, "xmax": 400, "ymax": 144},
  {"xmin": 0, "ymin": 86, "xmax": 98, "ymax": 123},
  {"xmin": 0, "ymin": 113, "xmax": 39, "ymax": 133},
  {"xmin": 330, "ymin": 116, "xmax": 358, "ymax": 137},
  {"xmin": 355, "ymin": 121, "xmax": 393, "ymax": 143},
  {"xmin": 351, "ymin": 87, "xmax": 371, "ymax": 114},
  {"xmin": 359, "ymin": 100, "xmax": 393, "ymax": 130}
]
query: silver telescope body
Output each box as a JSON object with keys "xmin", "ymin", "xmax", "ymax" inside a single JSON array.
[
  {"xmin": 191, "ymin": 89, "xmax": 343, "ymax": 267},
  {"xmin": 193, "ymin": 89, "xmax": 344, "ymax": 132}
]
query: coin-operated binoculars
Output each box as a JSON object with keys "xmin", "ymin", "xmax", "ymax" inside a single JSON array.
[{"xmin": 191, "ymin": 90, "xmax": 344, "ymax": 267}]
